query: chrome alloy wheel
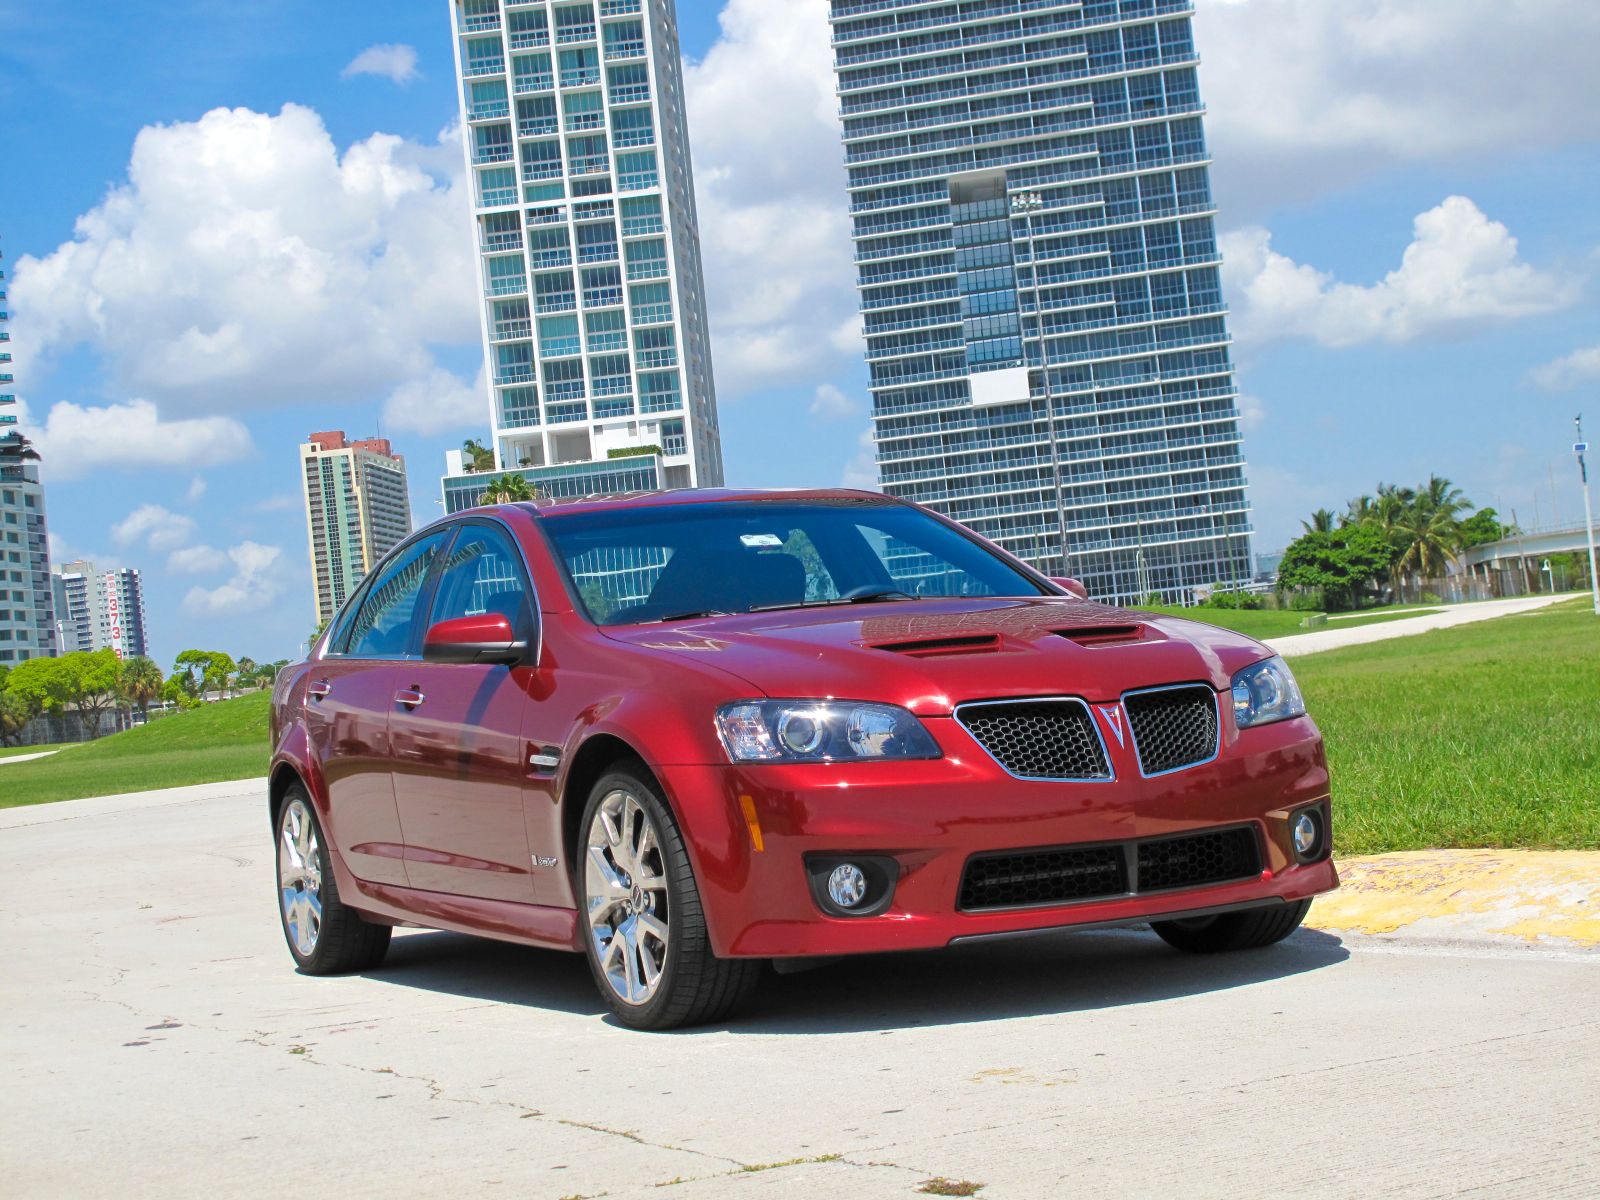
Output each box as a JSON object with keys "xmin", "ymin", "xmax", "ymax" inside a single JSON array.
[
  {"xmin": 278, "ymin": 797, "xmax": 323, "ymax": 959},
  {"xmin": 585, "ymin": 789, "xmax": 670, "ymax": 1005}
]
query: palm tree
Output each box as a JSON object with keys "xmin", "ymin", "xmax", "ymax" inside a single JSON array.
[
  {"xmin": 1393, "ymin": 503, "xmax": 1463, "ymax": 600},
  {"xmin": 1343, "ymin": 495, "xmax": 1377, "ymax": 527},
  {"xmin": 478, "ymin": 473, "xmax": 536, "ymax": 505},
  {"xmin": 0, "ymin": 433, "xmax": 43, "ymax": 463},
  {"xmin": 1419, "ymin": 474, "xmax": 1472, "ymax": 521},
  {"xmin": 118, "ymin": 656, "xmax": 164, "ymax": 718},
  {"xmin": 1301, "ymin": 508, "xmax": 1336, "ymax": 534},
  {"xmin": 462, "ymin": 438, "xmax": 496, "ymax": 474},
  {"xmin": 236, "ymin": 656, "xmax": 258, "ymax": 690}
]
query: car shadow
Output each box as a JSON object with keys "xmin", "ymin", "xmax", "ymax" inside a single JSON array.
[{"xmin": 364, "ymin": 925, "xmax": 1349, "ymax": 1033}]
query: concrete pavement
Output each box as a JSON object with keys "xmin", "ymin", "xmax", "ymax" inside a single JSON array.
[
  {"xmin": 1265, "ymin": 593, "xmax": 1575, "ymax": 657},
  {"xmin": 4, "ymin": 781, "xmax": 1597, "ymax": 1199}
]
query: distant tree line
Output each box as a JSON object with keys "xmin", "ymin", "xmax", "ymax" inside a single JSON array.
[
  {"xmin": 0, "ymin": 649, "xmax": 290, "ymax": 746},
  {"xmin": 1277, "ymin": 477, "xmax": 1509, "ymax": 610}
]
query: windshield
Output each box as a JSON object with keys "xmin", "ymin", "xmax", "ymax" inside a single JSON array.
[{"xmin": 543, "ymin": 499, "xmax": 1048, "ymax": 625}]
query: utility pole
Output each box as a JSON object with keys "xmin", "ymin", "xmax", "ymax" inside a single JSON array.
[
  {"xmin": 1576, "ymin": 414, "xmax": 1599, "ymax": 615},
  {"xmin": 1011, "ymin": 190, "xmax": 1072, "ymax": 579}
]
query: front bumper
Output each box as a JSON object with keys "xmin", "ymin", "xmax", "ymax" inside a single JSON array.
[{"xmin": 660, "ymin": 712, "xmax": 1338, "ymax": 958}]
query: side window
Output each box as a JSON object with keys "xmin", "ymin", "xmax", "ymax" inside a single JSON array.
[
  {"xmin": 427, "ymin": 525, "xmax": 532, "ymax": 633},
  {"xmin": 342, "ymin": 532, "xmax": 449, "ymax": 659}
]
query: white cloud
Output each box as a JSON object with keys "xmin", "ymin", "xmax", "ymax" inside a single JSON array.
[
  {"xmin": 167, "ymin": 544, "xmax": 228, "ymax": 574},
  {"xmin": 12, "ymin": 104, "xmax": 478, "ymax": 419},
  {"xmin": 1531, "ymin": 345, "xmax": 1600, "ymax": 391},
  {"xmin": 185, "ymin": 476, "xmax": 208, "ymax": 502},
  {"xmin": 113, "ymin": 504, "xmax": 197, "ymax": 553},
  {"xmin": 841, "ymin": 427, "xmax": 878, "ymax": 489},
  {"xmin": 685, "ymin": 0, "xmax": 860, "ymax": 400},
  {"xmin": 183, "ymin": 541, "xmax": 285, "ymax": 615},
  {"xmin": 252, "ymin": 493, "xmax": 300, "ymax": 514},
  {"xmin": 1194, "ymin": 0, "xmax": 1600, "ymax": 216},
  {"xmin": 1236, "ymin": 393, "xmax": 1266, "ymax": 433},
  {"xmin": 30, "ymin": 398, "xmax": 252, "ymax": 481},
  {"xmin": 384, "ymin": 365, "xmax": 488, "ymax": 436},
  {"xmin": 809, "ymin": 383, "xmax": 859, "ymax": 421},
  {"xmin": 1221, "ymin": 197, "xmax": 1576, "ymax": 348},
  {"xmin": 342, "ymin": 44, "xmax": 419, "ymax": 85}
]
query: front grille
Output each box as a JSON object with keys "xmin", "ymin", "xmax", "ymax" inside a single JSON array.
[
  {"xmin": 955, "ymin": 699, "xmax": 1111, "ymax": 780},
  {"xmin": 958, "ymin": 826, "xmax": 1262, "ymax": 912},
  {"xmin": 1137, "ymin": 827, "xmax": 1261, "ymax": 893},
  {"xmin": 1124, "ymin": 685, "xmax": 1219, "ymax": 775},
  {"xmin": 958, "ymin": 844, "xmax": 1127, "ymax": 911}
]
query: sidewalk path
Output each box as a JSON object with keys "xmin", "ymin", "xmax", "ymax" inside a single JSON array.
[
  {"xmin": 1266, "ymin": 593, "xmax": 1574, "ymax": 658},
  {"xmin": 0, "ymin": 750, "xmax": 60, "ymax": 767}
]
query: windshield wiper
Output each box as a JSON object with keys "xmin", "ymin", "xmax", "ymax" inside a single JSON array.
[
  {"xmin": 746, "ymin": 588, "xmax": 917, "ymax": 614},
  {"xmin": 654, "ymin": 609, "xmax": 727, "ymax": 623}
]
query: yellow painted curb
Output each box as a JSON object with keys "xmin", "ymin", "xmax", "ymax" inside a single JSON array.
[{"xmin": 1308, "ymin": 850, "xmax": 1600, "ymax": 948}]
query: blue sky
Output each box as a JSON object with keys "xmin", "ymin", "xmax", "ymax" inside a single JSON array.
[{"xmin": 3, "ymin": 0, "xmax": 1598, "ymax": 666}]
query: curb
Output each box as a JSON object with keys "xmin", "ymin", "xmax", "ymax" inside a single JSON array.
[{"xmin": 1308, "ymin": 849, "xmax": 1600, "ymax": 951}]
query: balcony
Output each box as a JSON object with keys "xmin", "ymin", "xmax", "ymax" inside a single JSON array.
[
  {"xmin": 530, "ymin": 248, "xmax": 573, "ymax": 269},
  {"xmin": 521, "ymin": 163, "xmax": 563, "ymax": 182},
  {"xmin": 592, "ymin": 374, "xmax": 633, "ymax": 397},
  {"xmin": 561, "ymin": 67, "xmax": 602, "ymax": 87},
  {"xmin": 508, "ymin": 31, "xmax": 550, "ymax": 49},
  {"xmin": 495, "ymin": 366, "xmax": 536, "ymax": 385},
  {"xmin": 619, "ymin": 170, "xmax": 658, "ymax": 192},
  {"xmin": 631, "ymin": 303, "xmax": 673, "ymax": 325},
  {"xmin": 566, "ymin": 111, "xmax": 605, "ymax": 131},
  {"xmin": 557, "ymin": 24, "xmax": 598, "ymax": 44},
  {"xmin": 663, "ymin": 435, "xmax": 687, "ymax": 457},
  {"xmin": 469, "ymin": 102, "xmax": 511, "ymax": 122},
  {"xmin": 636, "ymin": 348, "xmax": 678, "ymax": 370},
  {"xmin": 583, "ymin": 286, "xmax": 624, "ymax": 308},
  {"xmin": 622, "ymin": 215, "xmax": 664, "ymax": 237},
  {"xmin": 464, "ymin": 59, "xmax": 507, "ymax": 78},
  {"xmin": 514, "ymin": 73, "xmax": 555, "ymax": 93},
  {"xmin": 461, "ymin": 14, "xmax": 501, "ymax": 33},
  {"xmin": 519, "ymin": 117, "xmax": 559, "ymax": 137},
  {"xmin": 487, "ymin": 276, "xmax": 528, "ymax": 298},
  {"xmin": 569, "ymin": 154, "xmax": 610, "ymax": 175},
  {"xmin": 605, "ymin": 41, "xmax": 645, "ymax": 60},
  {"xmin": 536, "ymin": 292, "xmax": 578, "ymax": 313},
  {"xmin": 577, "ymin": 244, "xmax": 619, "ymax": 264},
  {"xmin": 473, "ymin": 146, "xmax": 513, "ymax": 164},
  {"xmin": 609, "ymin": 83, "xmax": 650, "ymax": 105},
  {"xmin": 601, "ymin": 0, "xmax": 642, "ymax": 13},
  {"xmin": 492, "ymin": 320, "xmax": 533, "ymax": 341},
  {"xmin": 625, "ymin": 259, "xmax": 668, "ymax": 282},
  {"xmin": 613, "ymin": 127, "xmax": 655, "ymax": 148},
  {"xmin": 480, "ymin": 187, "xmax": 519, "ymax": 208}
]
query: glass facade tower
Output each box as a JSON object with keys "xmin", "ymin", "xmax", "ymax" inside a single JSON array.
[
  {"xmin": 830, "ymin": 0, "xmax": 1252, "ymax": 602},
  {"xmin": 0, "ymin": 240, "xmax": 58, "ymax": 663},
  {"xmin": 444, "ymin": 0, "xmax": 723, "ymax": 513}
]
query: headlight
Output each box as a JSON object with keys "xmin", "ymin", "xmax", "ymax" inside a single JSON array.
[
  {"xmin": 1230, "ymin": 656, "xmax": 1307, "ymax": 729},
  {"xmin": 715, "ymin": 700, "xmax": 941, "ymax": 763}
]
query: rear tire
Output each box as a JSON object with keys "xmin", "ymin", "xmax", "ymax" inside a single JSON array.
[
  {"xmin": 577, "ymin": 766, "xmax": 761, "ymax": 1030},
  {"xmin": 1152, "ymin": 899, "xmax": 1312, "ymax": 954},
  {"xmin": 276, "ymin": 785, "xmax": 391, "ymax": 975}
]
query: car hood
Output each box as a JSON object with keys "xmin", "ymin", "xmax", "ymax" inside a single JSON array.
[{"xmin": 601, "ymin": 597, "xmax": 1272, "ymax": 715}]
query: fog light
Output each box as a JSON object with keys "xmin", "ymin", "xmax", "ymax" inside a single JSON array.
[
  {"xmin": 826, "ymin": 863, "xmax": 868, "ymax": 909},
  {"xmin": 1293, "ymin": 810, "xmax": 1321, "ymax": 859}
]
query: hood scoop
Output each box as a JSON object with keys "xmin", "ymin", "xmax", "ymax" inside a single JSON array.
[
  {"xmin": 1054, "ymin": 623, "xmax": 1147, "ymax": 647},
  {"xmin": 870, "ymin": 633, "xmax": 1003, "ymax": 658}
]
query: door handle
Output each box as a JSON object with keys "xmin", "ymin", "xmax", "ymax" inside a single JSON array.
[
  {"xmin": 394, "ymin": 688, "xmax": 426, "ymax": 709},
  {"xmin": 307, "ymin": 679, "xmax": 332, "ymax": 700}
]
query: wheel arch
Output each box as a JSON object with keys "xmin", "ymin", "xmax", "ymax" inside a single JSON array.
[{"xmin": 559, "ymin": 732, "xmax": 656, "ymax": 866}]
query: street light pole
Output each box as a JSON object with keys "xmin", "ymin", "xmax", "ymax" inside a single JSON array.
[
  {"xmin": 1011, "ymin": 190, "xmax": 1072, "ymax": 579},
  {"xmin": 1576, "ymin": 414, "xmax": 1600, "ymax": 616}
]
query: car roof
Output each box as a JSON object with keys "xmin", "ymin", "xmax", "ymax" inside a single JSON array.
[{"xmin": 463, "ymin": 487, "xmax": 899, "ymax": 520}]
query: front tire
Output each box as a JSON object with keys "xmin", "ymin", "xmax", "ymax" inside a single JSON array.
[
  {"xmin": 276, "ymin": 786, "xmax": 391, "ymax": 974},
  {"xmin": 578, "ymin": 767, "xmax": 760, "ymax": 1030},
  {"xmin": 1151, "ymin": 899, "xmax": 1312, "ymax": 954}
]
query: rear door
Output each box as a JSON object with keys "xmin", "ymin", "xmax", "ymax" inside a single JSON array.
[
  {"xmin": 388, "ymin": 520, "xmax": 541, "ymax": 904},
  {"xmin": 302, "ymin": 530, "xmax": 449, "ymax": 887}
]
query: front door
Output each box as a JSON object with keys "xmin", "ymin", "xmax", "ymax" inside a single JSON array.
[
  {"xmin": 304, "ymin": 530, "xmax": 449, "ymax": 887},
  {"xmin": 389, "ymin": 522, "xmax": 541, "ymax": 904}
]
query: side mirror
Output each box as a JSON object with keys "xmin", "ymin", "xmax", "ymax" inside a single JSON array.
[
  {"xmin": 422, "ymin": 613, "xmax": 528, "ymax": 666},
  {"xmin": 1050, "ymin": 576, "xmax": 1089, "ymax": 599}
]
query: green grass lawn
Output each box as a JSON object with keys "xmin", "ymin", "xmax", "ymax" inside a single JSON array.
[
  {"xmin": 1295, "ymin": 601, "xmax": 1599, "ymax": 856},
  {"xmin": 0, "ymin": 691, "xmax": 270, "ymax": 809},
  {"xmin": 1137, "ymin": 605, "xmax": 1319, "ymax": 639}
]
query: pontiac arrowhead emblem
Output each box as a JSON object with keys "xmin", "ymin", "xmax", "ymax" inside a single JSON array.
[{"xmin": 1096, "ymin": 704, "xmax": 1126, "ymax": 747}]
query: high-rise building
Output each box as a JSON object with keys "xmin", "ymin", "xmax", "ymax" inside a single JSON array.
[
  {"xmin": 52, "ymin": 560, "xmax": 149, "ymax": 660},
  {"xmin": 0, "ymin": 239, "xmax": 58, "ymax": 664},
  {"xmin": 441, "ymin": 0, "xmax": 723, "ymax": 513},
  {"xmin": 299, "ymin": 432, "xmax": 413, "ymax": 626},
  {"xmin": 830, "ymin": 0, "xmax": 1252, "ymax": 602}
]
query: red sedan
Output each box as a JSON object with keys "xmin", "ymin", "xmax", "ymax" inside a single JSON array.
[{"xmin": 270, "ymin": 489, "xmax": 1336, "ymax": 1029}]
